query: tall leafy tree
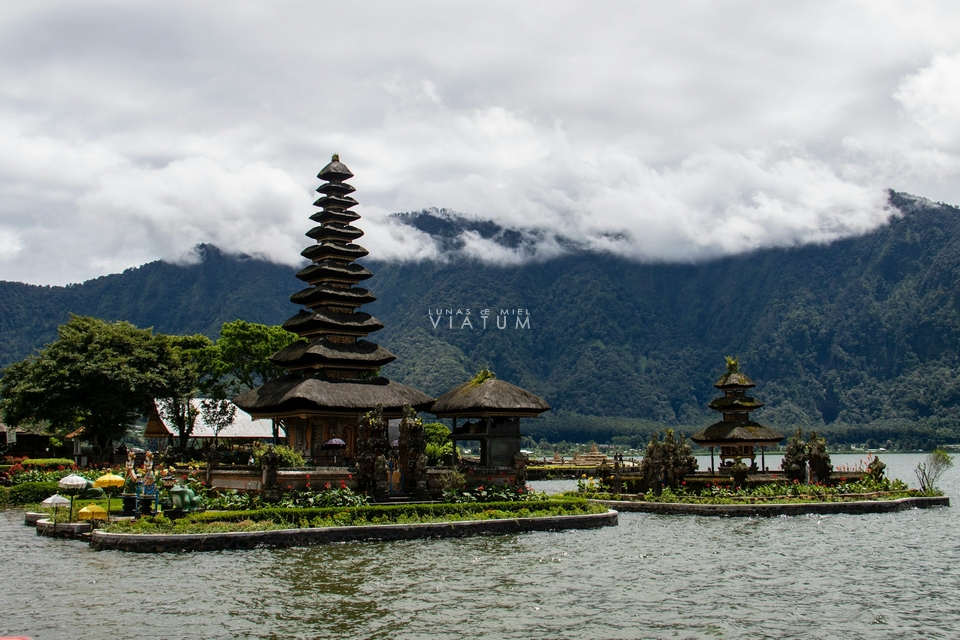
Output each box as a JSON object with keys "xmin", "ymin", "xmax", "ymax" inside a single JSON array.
[
  {"xmin": 214, "ymin": 320, "xmax": 298, "ymax": 393},
  {"xmin": 0, "ymin": 315, "xmax": 177, "ymax": 460},
  {"xmin": 155, "ymin": 334, "xmax": 225, "ymax": 453}
]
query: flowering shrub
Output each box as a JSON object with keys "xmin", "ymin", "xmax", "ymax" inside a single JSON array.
[
  {"xmin": 576, "ymin": 475, "xmax": 609, "ymax": 496},
  {"xmin": 276, "ymin": 484, "xmax": 369, "ymax": 508},
  {"xmin": 638, "ymin": 478, "xmax": 914, "ymax": 503},
  {"xmin": 204, "ymin": 489, "xmax": 262, "ymax": 511},
  {"xmin": 442, "ymin": 482, "xmax": 544, "ymax": 503},
  {"xmin": 8, "ymin": 465, "xmax": 108, "ymax": 486},
  {"xmin": 21, "ymin": 458, "xmax": 77, "ymax": 471}
]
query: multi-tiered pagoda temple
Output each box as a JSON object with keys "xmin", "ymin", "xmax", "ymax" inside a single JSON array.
[
  {"xmin": 691, "ymin": 358, "xmax": 783, "ymax": 473},
  {"xmin": 234, "ymin": 155, "xmax": 432, "ymax": 464}
]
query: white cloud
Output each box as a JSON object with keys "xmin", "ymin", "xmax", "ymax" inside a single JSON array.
[{"xmin": 0, "ymin": 2, "xmax": 959, "ymax": 283}]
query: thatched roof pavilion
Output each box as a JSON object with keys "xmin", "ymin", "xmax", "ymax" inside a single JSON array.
[
  {"xmin": 691, "ymin": 357, "xmax": 783, "ymax": 472},
  {"xmin": 430, "ymin": 373, "xmax": 551, "ymax": 418},
  {"xmin": 234, "ymin": 155, "xmax": 431, "ymax": 464},
  {"xmin": 430, "ymin": 371, "xmax": 549, "ymax": 470}
]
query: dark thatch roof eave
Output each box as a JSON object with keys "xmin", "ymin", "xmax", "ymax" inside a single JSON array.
[
  {"xmin": 282, "ymin": 309, "xmax": 384, "ymax": 336},
  {"xmin": 708, "ymin": 396, "xmax": 765, "ymax": 411},
  {"xmin": 269, "ymin": 339, "xmax": 395, "ymax": 368},
  {"xmin": 233, "ymin": 374, "xmax": 433, "ymax": 417},
  {"xmin": 690, "ymin": 421, "xmax": 784, "ymax": 446}
]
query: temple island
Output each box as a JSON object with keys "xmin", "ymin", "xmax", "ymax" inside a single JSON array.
[{"xmin": 224, "ymin": 155, "xmax": 549, "ymax": 498}]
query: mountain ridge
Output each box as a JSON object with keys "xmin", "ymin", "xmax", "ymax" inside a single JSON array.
[{"xmin": 1, "ymin": 191, "xmax": 958, "ymax": 447}]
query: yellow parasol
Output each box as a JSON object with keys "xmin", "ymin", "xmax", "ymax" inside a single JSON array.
[
  {"xmin": 94, "ymin": 473, "xmax": 125, "ymax": 520},
  {"xmin": 77, "ymin": 503, "xmax": 107, "ymax": 530},
  {"xmin": 94, "ymin": 473, "xmax": 125, "ymax": 489}
]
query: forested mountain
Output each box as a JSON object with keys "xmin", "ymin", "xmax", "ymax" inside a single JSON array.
[{"xmin": 2, "ymin": 191, "xmax": 959, "ymax": 447}]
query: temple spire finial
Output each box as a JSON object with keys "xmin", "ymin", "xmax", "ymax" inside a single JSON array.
[{"xmin": 725, "ymin": 355, "xmax": 739, "ymax": 374}]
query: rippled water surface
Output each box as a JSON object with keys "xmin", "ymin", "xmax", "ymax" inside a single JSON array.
[{"xmin": 3, "ymin": 453, "xmax": 958, "ymax": 639}]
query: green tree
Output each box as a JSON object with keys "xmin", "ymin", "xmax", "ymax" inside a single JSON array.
[
  {"xmin": 155, "ymin": 334, "xmax": 222, "ymax": 453},
  {"xmin": 423, "ymin": 421, "xmax": 453, "ymax": 465},
  {"xmin": 639, "ymin": 429, "xmax": 697, "ymax": 493},
  {"xmin": 807, "ymin": 431, "xmax": 832, "ymax": 482},
  {"xmin": 915, "ymin": 449, "xmax": 954, "ymax": 493},
  {"xmin": 781, "ymin": 428, "xmax": 808, "ymax": 482},
  {"xmin": 0, "ymin": 315, "xmax": 177, "ymax": 461},
  {"xmin": 201, "ymin": 397, "xmax": 237, "ymax": 450},
  {"xmin": 214, "ymin": 320, "xmax": 298, "ymax": 393}
]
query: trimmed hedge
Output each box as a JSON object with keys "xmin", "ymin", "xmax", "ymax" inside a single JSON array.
[
  {"xmin": 21, "ymin": 458, "xmax": 76, "ymax": 470},
  {"xmin": 0, "ymin": 481, "xmax": 61, "ymax": 507},
  {"xmin": 187, "ymin": 498, "xmax": 592, "ymax": 525}
]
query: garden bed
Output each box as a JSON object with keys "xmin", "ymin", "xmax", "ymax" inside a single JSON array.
[{"xmin": 90, "ymin": 500, "xmax": 616, "ymax": 552}]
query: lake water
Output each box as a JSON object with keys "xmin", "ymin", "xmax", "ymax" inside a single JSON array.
[{"xmin": 2, "ymin": 453, "xmax": 958, "ymax": 639}]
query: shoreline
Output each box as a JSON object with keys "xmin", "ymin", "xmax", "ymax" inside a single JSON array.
[{"xmin": 591, "ymin": 495, "xmax": 949, "ymax": 517}]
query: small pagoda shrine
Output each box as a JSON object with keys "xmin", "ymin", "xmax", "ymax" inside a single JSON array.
[
  {"xmin": 691, "ymin": 357, "xmax": 783, "ymax": 473},
  {"xmin": 430, "ymin": 370, "xmax": 550, "ymax": 479},
  {"xmin": 234, "ymin": 155, "xmax": 432, "ymax": 464}
]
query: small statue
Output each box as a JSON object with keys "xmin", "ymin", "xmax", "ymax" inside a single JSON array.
[
  {"xmin": 141, "ymin": 451, "xmax": 156, "ymax": 496},
  {"xmin": 124, "ymin": 450, "xmax": 138, "ymax": 493},
  {"xmin": 374, "ymin": 454, "xmax": 389, "ymax": 482}
]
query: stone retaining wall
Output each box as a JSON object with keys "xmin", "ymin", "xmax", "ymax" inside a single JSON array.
[
  {"xmin": 35, "ymin": 519, "xmax": 91, "ymax": 538},
  {"xmin": 592, "ymin": 495, "xmax": 948, "ymax": 517},
  {"xmin": 90, "ymin": 510, "xmax": 619, "ymax": 553}
]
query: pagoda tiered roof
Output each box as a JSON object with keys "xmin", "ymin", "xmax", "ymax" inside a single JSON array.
[
  {"xmin": 708, "ymin": 396, "xmax": 764, "ymax": 411},
  {"xmin": 691, "ymin": 358, "xmax": 783, "ymax": 448},
  {"xmin": 234, "ymin": 154, "xmax": 431, "ymax": 417},
  {"xmin": 713, "ymin": 370, "xmax": 756, "ymax": 389},
  {"xmin": 690, "ymin": 421, "xmax": 784, "ymax": 447}
]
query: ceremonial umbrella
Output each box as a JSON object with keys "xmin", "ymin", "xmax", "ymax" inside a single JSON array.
[
  {"xmin": 93, "ymin": 473, "xmax": 126, "ymax": 520},
  {"xmin": 323, "ymin": 438, "xmax": 347, "ymax": 465},
  {"xmin": 77, "ymin": 504, "xmax": 107, "ymax": 530},
  {"xmin": 58, "ymin": 474, "xmax": 88, "ymax": 522},
  {"xmin": 41, "ymin": 494, "xmax": 70, "ymax": 532},
  {"xmin": 94, "ymin": 473, "xmax": 125, "ymax": 521}
]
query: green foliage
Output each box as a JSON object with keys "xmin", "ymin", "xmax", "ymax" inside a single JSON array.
[
  {"xmin": 101, "ymin": 499, "xmax": 603, "ymax": 534},
  {"xmin": 136, "ymin": 498, "xmax": 593, "ymax": 529},
  {"xmin": 915, "ymin": 449, "xmax": 954, "ymax": 493},
  {"xmin": 638, "ymin": 429, "xmax": 697, "ymax": 493},
  {"xmin": 251, "ymin": 443, "xmax": 304, "ymax": 468},
  {"xmin": 0, "ymin": 316, "xmax": 181, "ymax": 460},
  {"xmin": 20, "ymin": 458, "xmax": 75, "ymax": 470},
  {"xmin": 470, "ymin": 369, "xmax": 496, "ymax": 385},
  {"xmin": 423, "ymin": 422, "xmax": 453, "ymax": 465},
  {"xmin": 276, "ymin": 484, "xmax": 368, "ymax": 508},
  {"xmin": 5, "ymin": 481, "xmax": 60, "ymax": 505},
  {"xmin": 5, "ymin": 195, "xmax": 960, "ymax": 446},
  {"xmin": 441, "ymin": 482, "xmax": 543, "ymax": 503},
  {"xmin": 214, "ymin": 320, "xmax": 298, "ymax": 393},
  {"xmin": 155, "ymin": 333, "xmax": 221, "ymax": 452},
  {"xmin": 627, "ymin": 477, "xmax": 916, "ymax": 504}
]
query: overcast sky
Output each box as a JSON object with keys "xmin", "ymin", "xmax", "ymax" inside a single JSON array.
[{"xmin": 2, "ymin": 1, "xmax": 959, "ymax": 285}]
